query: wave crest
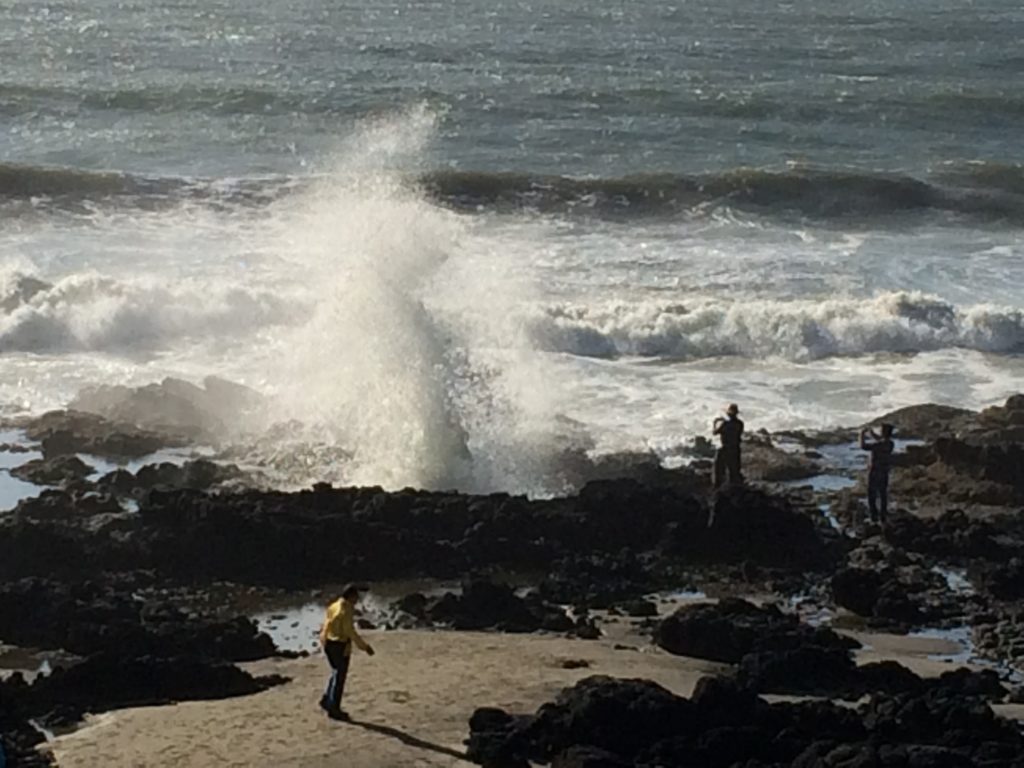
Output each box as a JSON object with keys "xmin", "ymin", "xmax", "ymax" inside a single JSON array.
[
  {"xmin": 0, "ymin": 269, "xmax": 300, "ymax": 354},
  {"xmin": 529, "ymin": 292, "xmax": 1024, "ymax": 362}
]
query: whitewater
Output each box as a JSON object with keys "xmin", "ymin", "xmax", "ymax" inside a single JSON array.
[{"xmin": 2, "ymin": 0, "xmax": 1023, "ymax": 494}]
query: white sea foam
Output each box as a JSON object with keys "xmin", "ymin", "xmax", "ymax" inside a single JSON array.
[
  {"xmin": 529, "ymin": 292, "xmax": 1024, "ymax": 361},
  {"xmin": 0, "ymin": 269, "xmax": 300, "ymax": 354},
  {"xmin": 3, "ymin": 109, "xmax": 1024, "ymax": 496}
]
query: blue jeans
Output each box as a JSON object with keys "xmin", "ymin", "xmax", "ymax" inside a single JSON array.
[{"xmin": 321, "ymin": 641, "xmax": 351, "ymax": 712}]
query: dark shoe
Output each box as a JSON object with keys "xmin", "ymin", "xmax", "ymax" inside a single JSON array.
[{"xmin": 327, "ymin": 709, "xmax": 350, "ymax": 722}]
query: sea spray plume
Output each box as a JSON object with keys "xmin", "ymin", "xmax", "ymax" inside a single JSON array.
[
  {"xmin": 265, "ymin": 108, "xmax": 477, "ymax": 491},
  {"xmin": 260, "ymin": 108, "xmax": 581, "ymax": 494}
]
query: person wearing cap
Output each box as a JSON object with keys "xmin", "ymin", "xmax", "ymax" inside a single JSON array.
[
  {"xmin": 712, "ymin": 403, "xmax": 745, "ymax": 489},
  {"xmin": 318, "ymin": 583, "xmax": 375, "ymax": 720},
  {"xmin": 860, "ymin": 423, "xmax": 895, "ymax": 525}
]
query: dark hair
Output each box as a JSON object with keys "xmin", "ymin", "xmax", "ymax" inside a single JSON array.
[
  {"xmin": 341, "ymin": 583, "xmax": 363, "ymax": 599},
  {"xmin": 880, "ymin": 423, "xmax": 895, "ymax": 437}
]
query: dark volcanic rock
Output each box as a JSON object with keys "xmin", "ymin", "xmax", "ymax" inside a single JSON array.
[
  {"xmin": 467, "ymin": 673, "xmax": 1024, "ymax": 768},
  {"xmin": 0, "ymin": 676, "xmax": 54, "ymax": 768},
  {"xmin": 540, "ymin": 552, "xmax": 657, "ymax": 609},
  {"xmin": 1, "ymin": 467, "xmax": 835, "ymax": 609},
  {"xmin": 868, "ymin": 403, "xmax": 978, "ymax": 441},
  {"xmin": 10, "ymin": 454, "xmax": 94, "ymax": 486},
  {"xmin": 551, "ymin": 746, "xmax": 631, "ymax": 768},
  {"xmin": 528, "ymin": 676, "xmax": 693, "ymax": 762},
  {"xmin": 696, "ymin": 485, "xmax": 833, "ymax": 569},
  {"xmin": 24, "ymin": 410, "xmax": 183, "ymax": 459},
  {"xmin": 401, "ymin": 579, "xmax": 574, "ymax": 634},
  {"xmin": 30, "ymin": 654, "xmax": 282, "ymax": 726},
  {"xmin": 98, "ymin": 459, "xmax": 245, "ymax": 494},
  {"xmin": 0, "ymin": 577, "xmax": 277, "ymax": 663},
  {"xmin": 742, "ymin": 435, "xmax": 823, "ymax": 482},
  {"xmin": 737, "ymin": 646, "xmax": 858, "ymax": 697},
  {"xmin": 655, "ymin": 598, "xmax": 858, "ymax": 664},
  {"xmin": 830, "ymin": 556, "xmax": 969, "ymax": 628}
]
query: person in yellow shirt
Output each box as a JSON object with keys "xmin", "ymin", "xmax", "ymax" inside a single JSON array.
[{"xmin": 318, "ymin": 583, "xmax": 375, "ymax": 720}]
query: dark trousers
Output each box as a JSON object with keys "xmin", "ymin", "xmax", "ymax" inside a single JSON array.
[
  {"xmin": 867, "ymin": 471, "xmax": 889, "ymax": 522},
  {"xmin": 321, "ymin": 640, "xmax": 351, "ymax": 712},
  {"xmin": 714, "ymin": 449, "xmax": 743, "ymax": 489}
]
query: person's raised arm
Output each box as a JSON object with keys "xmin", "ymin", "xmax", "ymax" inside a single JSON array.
[{"xmin": 859, "ymin": 428, "xmax": 872, "ymax": 450}]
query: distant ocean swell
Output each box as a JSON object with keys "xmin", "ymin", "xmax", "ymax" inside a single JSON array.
[{"xmin": 4, "ymin": 162, "xmax": 1024, "ymax": 222}]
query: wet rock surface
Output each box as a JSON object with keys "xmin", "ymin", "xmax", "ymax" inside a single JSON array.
[
  {"xmin": 10, "ymin": 455, "xmax": 94, "ymax": 486},
  {"xmin": 19, "ymin": 410, "xmax": 185, "ymax": 460}
]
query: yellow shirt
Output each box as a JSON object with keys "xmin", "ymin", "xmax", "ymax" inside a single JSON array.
[{"xmin": 320, "ymin": 598, "xmax": 370, "ymax": 655}]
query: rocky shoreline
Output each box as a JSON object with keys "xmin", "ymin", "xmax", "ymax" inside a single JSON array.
[{"xmin": 2, "ymin": 389, "xmax": 1024, "ymax": 766}]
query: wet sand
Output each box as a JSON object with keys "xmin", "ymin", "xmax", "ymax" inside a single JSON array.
[{"xmin": 46, "ymin": 626, "xmax": 1016, "ymax": 768}]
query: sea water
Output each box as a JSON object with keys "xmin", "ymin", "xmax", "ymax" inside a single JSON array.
[{"xmin": 2, "ymin": 0, "xmax": 1023, "ymax": 494}]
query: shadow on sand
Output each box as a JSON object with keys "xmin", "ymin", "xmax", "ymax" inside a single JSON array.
[{"xmin": 349, "ymin": 719, "xmax": 471, "ymax": 762}]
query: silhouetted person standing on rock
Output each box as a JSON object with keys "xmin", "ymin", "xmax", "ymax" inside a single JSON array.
[
  {"xmin": 319, "ymin": 583, "xmax": 375, "ymax": 721},
  {"xmin": 860, "ymin": 423, "xmax": 895, "ymax": 525},
  {"xmin": 713, "ymin": 403, "xmax": 744, "ymax": 489}
]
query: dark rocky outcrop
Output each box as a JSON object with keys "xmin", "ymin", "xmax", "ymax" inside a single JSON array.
[
  {"xmin": 98, "ymin": 459, "xmax": 246, "ymax": 495},
  {"xmin": 393, "ymin": 579, "xmax": 575, "ymax": 634},
  {"xmin": 22, "ymin": 410, "xmax": 183, "ymax": 460},
  {"xmin": 466, "ymin": 674, "xmax": 1022, "ymax": 768},
  {"xmin": 655, "ymin": 599, "xmax": 858, "ymax": 664},
  {"xmin": 10, "ymin": 455, "xmax": 94, "ymax": 486},
  {"xmin": 0, "ymin": 476, "xmax": 835, "ymax": 590},
  {"xmin": 0, "ymin": 577, "xmax": 276, "ymax": 663}
]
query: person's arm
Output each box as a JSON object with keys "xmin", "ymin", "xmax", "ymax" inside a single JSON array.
[
  {"xmin": 713, "ymin": 418, "xmax": 724, "ymax": 435},
  {"xmin": 342, "ymin": 608, "xmax": 374, "ymax": 654},
  {"xmin": 859, "ymin": 429, "xmax": 872, "ymax": 450}
]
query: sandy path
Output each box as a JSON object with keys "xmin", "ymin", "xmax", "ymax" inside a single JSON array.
[
  {"xmin": 48, "ymin": 630, "xmax": 724, "ymax": 768},
  {"xmin": 47, "ymin": 627, "xmax": 1014, "ymax": 767}
]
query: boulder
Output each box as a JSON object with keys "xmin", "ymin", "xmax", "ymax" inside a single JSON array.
[
  {"xmin": 655, "ymin": 598, "xmax": 857, "ymax": 663},
  {"xmin": 10, "ymin": 455, "xmax": 94, "ymax": 486}
]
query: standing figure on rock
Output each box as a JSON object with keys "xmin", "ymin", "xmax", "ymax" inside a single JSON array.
[
  {"xmin": 712, "ymin": 403, "xmax": 745, "ymax": 489},
  {"xmin": 319, "ymin": 583, "xmax": 375, "ymax": 721},
  {"xmin": 860, "ymin": 423, "xmax": 895, "ymax": 525}
]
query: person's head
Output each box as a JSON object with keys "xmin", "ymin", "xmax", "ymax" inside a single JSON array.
[
  {"xmin": 726, "ymin": 403, "xmax": 740, "ymax": 417},
  {"xmin": 880, "ymin": 423, "xmax": 895, "ymax": 438},
  {"xmin": 341, "ymin": 583, "xmax": 365, "ymax": 603}
]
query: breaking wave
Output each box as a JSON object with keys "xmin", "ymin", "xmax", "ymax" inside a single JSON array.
[
  {"xmin": 0, "ymin": 269, "xmax": 300, "ymax": 354},
  {"xmin": 529, "ymin": 292, "xmax": 1024, "ymax": 362}
]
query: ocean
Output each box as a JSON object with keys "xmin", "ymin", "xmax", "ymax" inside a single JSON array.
[{"xmin": 1, "ymin": 0, "xmax": 1023, "ymax": 494}]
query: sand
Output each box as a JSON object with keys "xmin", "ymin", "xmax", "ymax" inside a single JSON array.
[{"xmin": 45, "ymin": 624, "xmax": 1016, "ymax": 768}]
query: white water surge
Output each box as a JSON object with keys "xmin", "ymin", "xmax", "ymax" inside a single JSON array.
[{"xmin": 2, "ymin": 110, "xmax": 1024, "ymax": 494}]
